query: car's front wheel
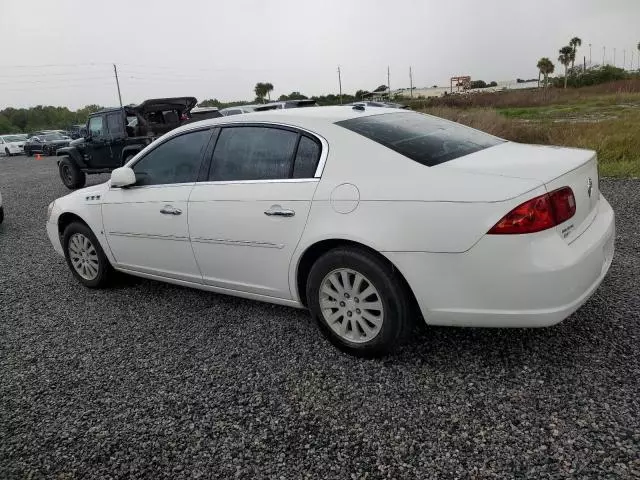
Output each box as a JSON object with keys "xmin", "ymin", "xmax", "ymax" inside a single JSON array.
[
  {"xmin": 306, "ymin": 247, "xmax": 412, "ymax": 357},
  {"xmin": 59, "ymin": 158, "xmax": 86, "ymax": 189},
  {"xmin": 4, "ymin": 148, "xmax": 10, "ymax": 157},
  {"xmin": 62, "ymin": 222, "xmax": 112, "ymax": 288}
]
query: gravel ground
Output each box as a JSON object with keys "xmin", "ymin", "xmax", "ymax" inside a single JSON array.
[{"xmin": 0, "ymin": 155, "xmax": 638, "ymax": 479}]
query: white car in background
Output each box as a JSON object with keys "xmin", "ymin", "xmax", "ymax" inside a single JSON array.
[
  {"xmin": 0, "ymin": 134, "xmax": 26, "ymax": 156},
  {"xmin": 45, "ymin": 107, "xmax": 615, "ymax": 356}
]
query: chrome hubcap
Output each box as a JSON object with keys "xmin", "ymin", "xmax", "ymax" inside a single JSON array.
[
  {"xmin": 68, "ymin": 233, "xmax": 99, "ymax": 280},
  {"xmin": 319, "ymin": 268, "xmax": 384, "ymax": 343}
]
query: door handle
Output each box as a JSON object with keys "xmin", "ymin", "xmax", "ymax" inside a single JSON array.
[
  {"xmin": 264, "ymin": 205, "xmax": 295, "ymax": 217},
  {"xmin": 160, "ymin": 205, "xmax": 182, "ymax": 215}
]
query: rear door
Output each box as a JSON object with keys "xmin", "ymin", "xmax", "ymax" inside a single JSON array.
[{"xmin": 188, "ymin": 125, "xmax": 323, "ymax": 299}]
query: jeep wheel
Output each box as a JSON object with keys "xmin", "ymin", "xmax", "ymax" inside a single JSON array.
[
  {"xmin": 123, "ymin": 153, "xmax": 136, "ymax": 165},
  {"xmin": 59, "ymin": 158, "xmax": 86, "ymax": 190}
]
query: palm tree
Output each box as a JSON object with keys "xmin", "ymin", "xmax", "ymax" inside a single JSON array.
[
  {"xmin": 264, "ymin": 83, "xmax": 274, "ymax": 101},
  {"xmin": 254, "ymin": 82, "xmax": 266, "ymax": 102},
  {"xmin": 558, "ymin": 46, "xmax": 574, "ymax": 88},
  {"xmin": 537, "ymin": 57, "xmax": 555, "ymax": 87},
  {"xmin": 569, "ymin": 37, "xmax": 582, "ymax": 71}
]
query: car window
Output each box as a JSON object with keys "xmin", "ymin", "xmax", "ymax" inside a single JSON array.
[
  {"xmin": 106, "ymin": 112, "xmax": 125, "ymax": 137},
  {"xmin": 209, "ymin": 127, "xmax": 298, "ymax": 181},
  {"xmin": 88, "ymin": 116, "xmax": 104, "ymax": 138},
  {"xmin": 132, "ymin": 129, "xmax": 211, "ymax": 186},
  {"xmin": 293, "ymin": 135, "xmax": 321, "ymax": 178},
  {"xmin": 336, "ymin": 112, "xmax": 504, "ymax": 167},
  {"xmin": 44, "ymin": 134, "xmax": 64, "ymax": 141}
]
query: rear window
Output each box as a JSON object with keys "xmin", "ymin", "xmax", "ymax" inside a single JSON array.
[{"xmin": 336, "ymin": 112, "xmax": 504, "ymax": 166}]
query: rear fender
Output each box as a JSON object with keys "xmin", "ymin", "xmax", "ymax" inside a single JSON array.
[{"xmin": 121, "ymin": 145, "xmax": 145, "ymax": 165}]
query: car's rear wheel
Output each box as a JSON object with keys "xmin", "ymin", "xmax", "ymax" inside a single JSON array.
[
  {"xmin": 44, "ymin": 146, "xmax": 50, "ymax": 156},
  {"xmin": 62, "ymin": 222, "xmax": 112, "ymax": 288},
  {"xmin": 306, "ymin": 247, "xmax": 412, "ymax": 357},
  {"xmin": 25, "ymin": 148, "xmax": 32, "ymax": 156},
  {"xmin": 59, "ymin": 158, "xmax": 86, "ymax": 190}
]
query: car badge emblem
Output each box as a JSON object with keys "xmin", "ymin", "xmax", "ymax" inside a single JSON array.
[{"xmin": 587, "ymin": 177, "xmax": 593, "ymax": 198}]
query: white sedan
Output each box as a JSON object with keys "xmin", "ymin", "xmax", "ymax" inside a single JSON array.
[
  {"xmin": 46, "ymin": 107, "xmax": 615, "ymax": 356},
  {"xmin": 0, "ymin": 134, "xmax": 26, "ymax": 156}
]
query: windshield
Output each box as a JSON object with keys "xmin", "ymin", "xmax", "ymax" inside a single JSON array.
[
  {"xmin": 2, "ymin": 135, "xmax": 23, "ymax": 142},
  {"xmin": 44, "ymin": 133, "xmax": 65, "ymax": 141},
  {"xmin": 336, "ymin": 112, "xmax": 504, "ymax": 167}
]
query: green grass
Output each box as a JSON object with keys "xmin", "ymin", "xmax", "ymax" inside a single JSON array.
[{"xmin": 424, "ymin": 92, "xmax": 640, "ymax": 177}]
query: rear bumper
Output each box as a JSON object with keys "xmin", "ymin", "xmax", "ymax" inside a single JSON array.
[{"xmin": 385, "ymin": 196, "xmax": 615, "ymax": 328}]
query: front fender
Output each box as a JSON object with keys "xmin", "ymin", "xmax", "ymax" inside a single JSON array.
[
  {"xmin": 56, "ymin": 147, "xmax": 87, "ymax": 168},
  {"xmin": 121, "ymin": 145, "xmax": 146, "ymax": 164},
  {"xmin": 50, "ymin": 188, "xmax": 115, "ymax": 265}
]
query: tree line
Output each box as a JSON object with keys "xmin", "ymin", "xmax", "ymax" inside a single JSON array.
[{"xmin": 0, "ymin": 104, "xmax": 103, "ymax": 135}]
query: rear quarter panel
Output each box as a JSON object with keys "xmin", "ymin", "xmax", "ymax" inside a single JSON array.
[{"xmin": 297, "ymin": 122, "xmax": 545, "ymax": 253}]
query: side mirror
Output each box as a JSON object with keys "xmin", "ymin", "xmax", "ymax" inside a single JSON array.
[{"xmin": 111, "ymin": 167, "xmax": 136, "ymax": 188}]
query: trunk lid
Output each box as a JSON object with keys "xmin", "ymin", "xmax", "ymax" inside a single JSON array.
[{"xmin": 440, "ymin": 142, "xmax": 599, "ymax": 243}]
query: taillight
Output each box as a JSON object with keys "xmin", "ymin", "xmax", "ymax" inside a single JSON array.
[{"xmin": 488, "ymin": 187, "xmax": 576, "ymax": 235}]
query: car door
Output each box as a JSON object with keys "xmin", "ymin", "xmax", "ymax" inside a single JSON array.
[
  {"xmin": 29, "ymin": 136, "xmax": 41, "ymax": 152},
  {"xmin": 101, "ymin": 127, "xmax": 214, "ymax": 283},
  {"xmin": 85, "ymin": 115, "xmax": 112, "ymax": 168},
  {"xmin": 105, "ymin": 110, "xmax": 126, "ymax": 165},
  {"xmin": 188, "ymin": 124, "xmax": 324, "ymax": 299}
]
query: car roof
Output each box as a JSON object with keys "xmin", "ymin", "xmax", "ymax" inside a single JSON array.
[{"xmin": 196, "ymin": 105, "xmax": 400, "ymax": 125}]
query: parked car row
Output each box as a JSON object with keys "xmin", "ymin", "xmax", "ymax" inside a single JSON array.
[{"xmin": 219, "ymin": 99, "xmax": 318, "ymax": 116}]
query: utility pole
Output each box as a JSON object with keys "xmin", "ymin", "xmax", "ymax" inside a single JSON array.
[
  {"xmin": 387, "ymin": 66, "xmax": 391, "ymax": 100},
  {"xmin": 113, "ymin": 64, "xmax": 123, "ymax": 107},
  {"xmin": 614, "ymin": 48, "xmax": 616, "ymax": 67},
  {"xmin": 603, "ymin": 46, "xmax": 606, "ymax": 66},
  {"xmin": 623, "ymin": 50, "xmax": 626, "ymax": 70},
  {"xmin": 589, "ymin": 43, "xmax": 592, "ymax": 67},
  {"xmin": 409, "ymin": 66, "xmax": 413, "ymax": 98},
  {"xmin": 337, "ymin": 66, "xmax": 342, "ymax": 105}
]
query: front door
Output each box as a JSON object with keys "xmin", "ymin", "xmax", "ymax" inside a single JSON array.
[
  {"xmin": 102, "ymin": 127, "xmax": 214, "ymax": 282},
  {"xmin": 188, "ymin": 125, "xmax": 323, "ymax": 299},
  {"xmin": 85, "ymin": 115, "xmax": 111, "ymax": 168},
  {"xmin": 105, "ymin": 110, "xmax": 126, "ymax": 166}
]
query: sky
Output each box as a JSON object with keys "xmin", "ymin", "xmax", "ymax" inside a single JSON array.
[{"xmin": 0, "ymin": 0, "xmax": 639, "ymax": 109}]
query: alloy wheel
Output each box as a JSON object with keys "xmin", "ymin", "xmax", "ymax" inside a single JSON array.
[
  {"xmin": 319, "ymin": 268, "xmax": 384, "ymax": 343},
  {"xmin": 68, "ymin": 233, "xmax": 100, "ymax": 280}
]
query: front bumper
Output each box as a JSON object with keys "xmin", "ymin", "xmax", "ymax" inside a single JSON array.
[
  {"xmin": 385, "ymin": 196, "xmax": 615, "ymax": 328},
  {"xmin": 46, "ymin": 219, "xmax": 64, "ymax": 257}
]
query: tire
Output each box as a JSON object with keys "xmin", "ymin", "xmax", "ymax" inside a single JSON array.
[
  {"xmin": 44, "ymin": 146, "xmax": 50, "ymax": 156},
  {"xmin": 306, "ymin": 247, "xmax": 412, "ymax": 357},
  {"xmin": 122, "ymin": 153, "xmax": 136, "ymax": 165},
  {"xmin": 25, "ymin": 148, "xmax": 32, "ymax": 157},
  {"xmin": 59, "ymin": 157, "xmax": 86, "ymax": 190},
  {"xmin": 4, "ymin": 148, "xmax": 10, "ymax": 157},
  {"xmin": 0, "ymin": 206, "xmax": 4, "ymax": 224},
  {"xmin": 62, "ymin": 222, "xmax": 112, "ymax": 288}
]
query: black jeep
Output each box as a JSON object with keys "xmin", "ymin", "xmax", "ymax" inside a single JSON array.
[{"xmin": 56, "ymin": 97, "xmax": 197, "ymax": 189}]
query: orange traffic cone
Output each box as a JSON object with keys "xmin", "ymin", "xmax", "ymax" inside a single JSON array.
[{"xmin": 35, "ymin": 153, "xmax": 42, "ymax": 160}]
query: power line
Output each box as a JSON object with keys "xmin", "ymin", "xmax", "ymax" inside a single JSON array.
[
  {"xmin": 0, "ymin": 76, "xmax": 111, "ymax": 86},
  {"xmin": 0, "ymin": 62, "xmax": 111, "ymax": 69}
]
